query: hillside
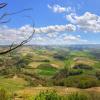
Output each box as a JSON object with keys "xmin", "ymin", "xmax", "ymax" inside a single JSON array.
[{"xmin": 0, "ymin": 45, "xmax": 100, "ymax": 99}]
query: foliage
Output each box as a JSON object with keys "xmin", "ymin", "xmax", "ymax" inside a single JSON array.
[
  {"xmin": 73, "ymin": 64, "xmax": 93, "ymax": 70},
  {"xmin": 66, "ymin": 92, "xmax": 90, "ymax": 100},
  {"xmin": 37, "ymin": 64, "xmax": 57, "ymax": 70},
  {"xmin": 36, "ymin": 64, "xmax": 57, "ymax": 76},
  {"xmin": 69, "ymin": 69, "xmax": 83, "ymax": 76},
  {"xmin": 0, "ymin": 76, "xmax": 27, "ymax": 92},
  {"xmin": 53, "ymin": 53, "xmax": 66, "ymax": 60},
  {"xmin": 34, "ymin": 90, "xmax": 62, "ymax": 100},
  {"xmin": 34, "ymin": 91, "xmax": 92, "ymax": 100},
  {"xmin": 64, "ymin": 57, "xmax": 74, "ymax": 70},
  {"xmin": 0, "ymin": 88, "xmax": 9, "ymax": 100},
  {"xmin": 64, "ymin": 75, "xmax": 99, "ymax": 88},
  {"xmin": 96, "ymin": 70, "xmax": 100, "ymax": 80},
  {"xmin": 53, "ymin": 74, "xmax": 99, "ymax": 88}
]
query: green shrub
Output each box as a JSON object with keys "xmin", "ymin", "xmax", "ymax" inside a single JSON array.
[
  {"xmin": 73, "ymin": 64, "xmax": 93, "ymax": 70},
  {"xmin": 37, "ymin": 64, "xmax": 57, "ymax": 77},
  {"xmin": 53, "ymin": 53, "xmax": 66, "ymax": 60},
  {"xmin": 87, "ymin": 92, "xmax": 100, "ymax": 100},
  {"xmin": 96, "ymin": 70, "xmax": 100, "ymax": 80},
  {"xmin": 34, "ymin": 91, "xmax": 93, "ymax": 100},
  {"xmin": 69, "ymin": 69, "xmax": 83, "ymax": 76},
  {"xmin": 53, "ymin": 75, "xmax": 99, "ymax": 88},
  {"xmin": 66, "ymin": 92, "xmax": 90, "ymax": 100},
  {"xmin": 0, "ymin": 88, "xmax": 9, "ymax": 100},
  {"xmin": 37, "ymin": 64, "xmax": 57, "ymax": 71},
  {"xmin": 64, "ymin": 75, "xmax": 99, "ymax": 88},
  {"xmin": 34, "ymin": 90, "xmax": 62, "ymax": 100}
]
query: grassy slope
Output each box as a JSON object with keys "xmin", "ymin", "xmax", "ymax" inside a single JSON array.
[
  {"xmin": 0, "ymin": 46, "xmax": 100, "ymax": 98},
  {"xmin": 0, "ymin": 76, "xmax": 27, "ymax": 92}
]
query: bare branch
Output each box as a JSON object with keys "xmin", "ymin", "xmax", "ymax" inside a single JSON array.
[
  {"xmin": 0, "ymin": 8, "xmax": 32, "ymax": 24},
  {"xmin": 0, "ymin": 27, "xmax": 35, "ymax": 55},
  {"xmin": 0, "ymin": 18, "xmax": 11, "ymax": 24},
  {"xmin": 0, "ymin": 2, "xmax": 34, "ymax": 55},
  {"xmin": 0, "ymin": 3, "xmax": 7, "ymax": 9},
  {"xmin": 8, "ymin": 8, "xmax": 33, "ymax": 15}
]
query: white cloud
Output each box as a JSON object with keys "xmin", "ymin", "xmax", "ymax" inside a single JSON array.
[
  {"xmin": 0, "ymin": 25, "xmax": 32, "ymax": 44},
  {"xmin": 63, "ymin": 34, "xmax": 87, "ymax": 43},
  {"xmin": 0, "ymin": 24, "xmax": 76, "ymax": 44},
  {"xmin": 66, "ymin": 12, "xmax": 100, "ymax": 33},
  {"xmin": 63, "ymin": 35, "xmax": 80, "ymax": 41},
  {"xmin": 0, "ymin": 24, "xmax": 90, "ymax": 45},
  {"xmin": 35, "ymin": 24, "xmax": 76, "ymax": 33},
  {"xmin": 47, "ymin": 32, "xmax": 59, "ymax": 38},
  {"xmin": 66, "ymin": 6, "xmax": 75, "ymax": 13},
  {"xmin": 48, "ymin": 4, "xmax": 75, "ymax": 14},
  {"xmin": 48, "ymin": 4, "xmax": 66, "ymax": 13},
  {"xmin": 48, "ymin": 4, "xmax": 100, "ymax": 33}
]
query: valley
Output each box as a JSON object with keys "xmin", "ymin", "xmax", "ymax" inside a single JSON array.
[{"xmin": 0, "ymin": 45, "xmax": 100, "ymax": 99}]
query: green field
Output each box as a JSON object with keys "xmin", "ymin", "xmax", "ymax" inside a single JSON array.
[{"xmin": 0, "ymin": 45, "xmax": 100, "ymax": 99}]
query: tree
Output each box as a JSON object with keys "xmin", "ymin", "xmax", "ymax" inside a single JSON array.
[{"xmin": 0, "ymin": 2, "xmax": 35, "ymax": 55}]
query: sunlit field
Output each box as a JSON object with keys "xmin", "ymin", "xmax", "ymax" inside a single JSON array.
[
  {"xmin": 0, "ymin": 45, "xmax": 100, "ymax": 99},
  {"xmin": 0, "ymin": 0, "xmax": 100, "ymax": 100}
]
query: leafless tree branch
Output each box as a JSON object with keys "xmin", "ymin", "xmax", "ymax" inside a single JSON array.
[
  {"xmin": 0, "ymin": 3, "xmax": 7, "ymax": 9},
  {"xmin": 0, "ymin": 3, "xmax": 35, "ymax": 55},
  {"xmin": 0, "ymin": 27, "xmax": 35, "ymax": 55}
]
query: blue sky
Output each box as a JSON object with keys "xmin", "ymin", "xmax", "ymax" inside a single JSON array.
[{"xmin": 0, "ymin": 0, "xmax": 100, "ymax": 45}]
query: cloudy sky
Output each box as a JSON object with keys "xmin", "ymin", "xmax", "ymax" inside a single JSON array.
[{"xmin": 0, "ymin": 0, "xmax": 100, "ymax": 45}]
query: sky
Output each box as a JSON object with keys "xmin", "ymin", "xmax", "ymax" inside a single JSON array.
[{"xmin": 0, "ymin": 0, "xmax": 100, "ymax": 45}]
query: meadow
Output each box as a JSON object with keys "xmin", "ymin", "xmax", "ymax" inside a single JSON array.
[{"xmin": 0, "ymin": 45, "xmax": 100, "ymax": 100}]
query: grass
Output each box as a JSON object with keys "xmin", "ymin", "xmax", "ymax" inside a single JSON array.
[
  {"xmin": 0, "ymin": 76, "xmax": 27, "ymax": 92},
  {"xmin": 17, "ymin": 90, "xmax": 100, "ymax": 100},
  {"xmin": 36, "ymin": 69, "xmax": 57, "ymax": 76},
  {"xmin": 70, "ymin": 51, "xmax": 92, "ymax": 57},
  {"xmin": 64, "ymin": 75, "xmax": 99, "ymax": 88},
  {"xmin": 22, "ymin": 63, "xmax": 58, "ymax": 77},
  {"xmin": 0, "ymin": 46, "xmax": 100, "ymax": 99},
  {"xmin": 35, "ymin": 64, "xmax": 58, "ymax": 77}
]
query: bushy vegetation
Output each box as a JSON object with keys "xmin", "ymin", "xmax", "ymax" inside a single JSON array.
[
  {"xmin": 53, "ymin": 53, "xmax": 66, "ymax": 60},
  {"xmin": 0, "ymin": 46, "xmax": 100, "ymax": 99},
  {"xmin": 63, "ymin": 75, "xmax": 99, "ymax": 88},
  {"xmin": 37, "ymin": 64, "xmax": 57, "ymax": 70},
  {"xmin": 34, "ymin": 90, "xmax": 62, "ymax": 100},
  {"xmin": 66, "ymin": 92, "xmax": 90, "ymax": 100},
  {"xmin": 33, "ymin": 91, "xmax": 100, "ymax": 100},
  {"xmin": 53, "ymin": 74, "xmax": 99, "ymax": 88},
  {"xmin": 36, "ymin": 64, "xmax": 58, "ymax": 77},
  {"xmin": 0, "ymin": 88, "xmax": 10, "ymax": 100},
  {"xmin": 73, "ymin": 64, "xmax": 93, "ymax": 70},
  {"xmin": 96, "ymin": 70, "xmax": 100, "ymax": 79},
  {"xmin": 0, "ymin": 89, "xmax": 100, "ymax": 100}
]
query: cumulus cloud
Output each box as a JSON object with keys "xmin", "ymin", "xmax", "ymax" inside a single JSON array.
[
  {"xmin": 66, "ymin": 6, "xmax": 75, "ymax": 13},
  {"xmin": 66, "ymin": 12, "xmax": 100, "ymax": 33},
  {"xmin": 48, "ymin": 4, "xmax": 66, "ymax": 13},
  {"xmin": 35, "ymin": 24, "xmax": 76, "ymax": 33},
  {"xmin": 0, "ymin": 25, "xmax": 32, "ymax": 44},
  {"xmin": 32, "ymin": 33, "xmax": 88, "ymax": 45},
  {"xmin": 19, "ymin": 24, "xmax": 76, "ymax": 34},
  {"xmin": 48, "ymin": 4, "xmax": 100, "ymax": 33},
  {"xmin": 63, "ymin": 34, "xmax": 87, "ymax": 43},
  {"xmin": 0, "ymin": 24, "xmax": 76, "ymax": 44},
  {"xmin": 63, "ymin": 35, "xmax": 80, "ymax": 41},
  {"xmin": 0, "ymin": 24, "xmax": 89, "ymax": 45},
  {"xmin": 46, "ymin": 32, "xmax": 59, "ymax": 38},
  {"xmin": 48, "ymin": 4, "xmax": 75, "ymax": 13}
]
